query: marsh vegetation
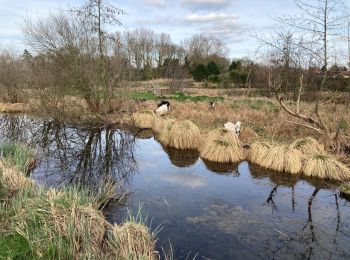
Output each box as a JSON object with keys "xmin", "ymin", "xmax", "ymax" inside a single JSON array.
[{"xmin": 1, "ymin": 0, "xmax": 350, "ymax": 258}]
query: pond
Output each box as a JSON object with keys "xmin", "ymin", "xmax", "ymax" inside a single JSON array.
[{"xmin": 1, "ymin": 114, "xmax": 350, "ymax": 259}]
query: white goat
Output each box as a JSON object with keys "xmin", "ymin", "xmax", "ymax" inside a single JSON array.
[
  {"xmin": 154, "ymin": 104, "xmax": 169, "ymax": 115},
  {"xmin": 224, "ymin": 121, "xmax": 242, "ymax": 136}
]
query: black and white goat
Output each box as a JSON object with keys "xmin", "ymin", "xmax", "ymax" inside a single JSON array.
[
  {"xmin": 209, "ymin": 101, "xmax": 216, "ymax": 110},
  {"xmin": 155, "ymin": 100, "xmax": 170, "ymax": 115}
]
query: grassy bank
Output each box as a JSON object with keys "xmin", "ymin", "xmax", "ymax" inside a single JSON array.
[{"xmin": 0, "ymin": 144, "xmax": 158, "ymax": 260}]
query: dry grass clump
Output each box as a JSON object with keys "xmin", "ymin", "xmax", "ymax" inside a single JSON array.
[
  {"xmin": 0, "ymin": 102, "xmax": 29, "ymax": 113},
  {"xmin": 259, "ymin": 145, "xmax": 303, "ymax": 174},
  {"xmin": 284, "ymin": 148, "xmax": 303, "ymax": 174},
  {"xmin": 0, "ymin": 161, "xmax": 34, "ymax": 201},
  {"xmin": 239, "ymin": 126, "xmax": 259, "ymax": 143},
  {"xmin": 303, "ymin": 153, "xmax": 350, "ymax": 180},
  {"xmin": 132, "ymin": 110, "xmax": 155, "ymax": 129},
  {"xmin": 158, "ymin": 119, "xmax": 177, "ymax": 144},
  {"xmin": 260, "ymin": 146, "xmax": 287, "ymax": 172},
  {"xmin": 290, "ymin": 137, "xmax": 324, "ymax": 156},
  {"xmin": 153, "ymin": 115, "xmax": 176, "ymax": 134},
  {"xmin": 0, "ymin": 158, "xmax": 159, "ymax": 259},
  {"xmin": 207, "ymin": 128, "xmax": 241, "ymax": 145},
  {"xmin": 160, "ymin": 120, "xmax": 202, "ymax": 149},
  {"xmin": 200, "ymin": 128, "xmax": 244, "ymax": 163},
  {"xmin": 248, "ymin": 142, "xmax": 272, "ymax": 165},
  {"xmin": 112, "ymin": 221, "xmax": 157, "ymax": 260}
]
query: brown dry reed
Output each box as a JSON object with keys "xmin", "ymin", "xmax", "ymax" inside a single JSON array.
[
  {"xmin": 132, "ymin": 110, "xmax": 155, "ymax": 129},
  {"xmin": 303, "ymin": 153, "xmax": 350, "ymax": 181},
  {"xmin": 200, "ymin": 128, "xmax": 244, "ymax": 163},
  {"xmin": 160, "ymin": 120, "xmax": 202, "ymax": 150}
]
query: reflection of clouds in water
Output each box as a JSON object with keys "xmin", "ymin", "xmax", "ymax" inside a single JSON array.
[
  {"xmin": 186, "ymin": 204, "xmax": 270, "ymax": 245},
  {"xmin": 162, "ymin": 172, "xmax": 207, "ymax": 189},
  {"xmin": 138, "ymin": 159, "xmax": 158, "ymax": 169}
]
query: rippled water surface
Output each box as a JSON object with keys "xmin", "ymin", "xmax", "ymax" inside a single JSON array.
[{"xmin": 1, "ymin": 114, "xmax": 350, "ymax": 259}]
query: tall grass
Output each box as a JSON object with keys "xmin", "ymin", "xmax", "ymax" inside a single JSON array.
[
  {"xmin": 132, "ymin": 110, "xmax": 155, "ymax": 129},
  {"xmin": 0, "ymin": 149, "xmax": 158, "ymax": 259},
  {"xmin": 0, "ymin": 143, "xmax": 36, "ymax": 174}
]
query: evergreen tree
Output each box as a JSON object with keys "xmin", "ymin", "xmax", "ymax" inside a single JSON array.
[
  {"xmin": 192, "ymin": 64, "xmax": 208, "ymax": 81},
  {"xmin": 207, "ymin": 61, "xmax": 220, "ymax": 75}
]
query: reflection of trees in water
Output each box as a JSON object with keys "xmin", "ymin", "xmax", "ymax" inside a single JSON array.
[
  {"xmin": 0, "ymin": 114, "xmax": 137, "ymax": 187},
  {"xmin": 0, "ymin": 114, "xmax": 38, "ymax": 144},
  {"xmin": 249, "ymin": 164, "xmax": 347, "ymax": 259}
]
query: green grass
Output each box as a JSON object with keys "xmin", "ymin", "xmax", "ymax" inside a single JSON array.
[
  {"xmin": 0, "ymin": 142, "xmax": 157, "ymax": 260},
  {"xmin": 231, "ymin": 99, "xmax": 279, "ymax": 112},
  {"xmin": 130, "ymin": 91, "xmax": 224, "ymax": 103},
  {"xmin": 0, "ymin": 143, "xmax": 35, "ymax": 173},
  {"xmin": 130, "ymin": 91, "xmax": 158, "ymax": 100},
  {"xmin": 0, "ymin": 234, "xmax": 32, "ymax": 260},
  {"xmin": 340, "ymin": 184, "xmax": 350, "ymax": 195}
]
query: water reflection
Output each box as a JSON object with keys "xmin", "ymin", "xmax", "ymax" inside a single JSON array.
[
  {"xmin": 0, "ymin": 115, "xmax": 137, "ymax": 187},
  {"xmin": 162, "ymin": 145, "xmax": 199, "ymax": 168},
  {"xmin": 202, "ymin": 159, "xmax": 240, "ymax": 176},
  {"xmin": 1, "ymin": 114, "xmax": 350, "ymax": 259},
  {"xmin": 134, "ymin": 128, "xmax": 154, "ymax": 140}
]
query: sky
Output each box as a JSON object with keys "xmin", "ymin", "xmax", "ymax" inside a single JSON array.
[{"xmin": 0, "ymin": 0, "xmax": 345, "ymax": 60}]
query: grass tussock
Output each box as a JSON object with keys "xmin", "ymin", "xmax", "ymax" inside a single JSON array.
[
  {"xmin": 132, "ymin": 110, "xmax": 155, "ymax": 129},
  {"xmin": 239, "ymin": 126, "xmax": 259, "ymax": 143},
  {"xmin": 207, "ymin": 128, "xmax": 241, "ymax": 145},
  {"xmin": 0, "ymin": 102, "xmax": 29, "ymax": 113},
  {"xmin": 284, "ymin": 147, "xmax": 303, "ymax": 174},
  {"xmin": 248, "ymin": 142, "xmax": 272, "ymax": 165},
  {"xmin": 0, "ymin": 159, "xmax": 158, "ymax": 259},
  {"xmin": 153, "ymin": 115, "xmax": 176, "ymax": 134},
  {"xmin": 260, "ymin": 146, "xmax": 287, "ymax": 172},
  {"xmin": 112, "ymin": 221, "xmax": 157, "ymax": 260},
  {"xmin": 0, "ymin": 143, "xmax": 36, "ymax": 173},
  {"xmin": 160, "ymin": 120, "xmax": 202, "ymax": 150},
  {"xmin": 340, "ymin": 183, "xmax": 350, "ymax": 198},
  {"xmin": 259, "ymin": 145, "xmax": 303, "ymax": 174},
  {"xmin": 303, "ymin": 153, "xmax": 350, "ymax": 180},
  {"xmin": 290, "ymin": 137, "xmax": 324, "ymax": 156},
  {"xmin": 200, "ymin": 128, "xmax": 244, "ymax": 163}
]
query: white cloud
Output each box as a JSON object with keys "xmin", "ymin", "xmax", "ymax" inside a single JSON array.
[
  {"xmin": 184, "ymin": 12, "xmax": 238, "ymax": 23},
  {"xmin": 183, "ymin": 12, "xmax": 245, "ymax": 41},
  {"xmin": 181, "ymin": 0, "xmax": 232, "ymax": 10},
  {"xmin": 144, "ymin": 0, "xmax": 166, "ymax": 8},
  {"xmin": 161, "ymin": 172, "xmax": 207, "ymax": 189}
]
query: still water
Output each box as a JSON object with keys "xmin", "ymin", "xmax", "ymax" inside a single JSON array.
[{"xmin": 1, "ymin": 114, "xmax": 350, "ymax": 259}]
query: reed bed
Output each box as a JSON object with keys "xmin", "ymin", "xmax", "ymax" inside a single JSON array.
[
  {"xmin": 200, "ymin": 128, "xmax": 244, "ymax": 163},
  {"xmin": 132, "ymin": 110, "xmax": 155, "ymax": 129},
  {"xmin": 160, "ymin": 120, "xmax": 202, "ymax": 150},
  {"xmin": 248, "ymin": 142, "xmax": 272, "ymax": 165}
]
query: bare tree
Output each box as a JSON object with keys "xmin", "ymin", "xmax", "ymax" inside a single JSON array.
[
  {"xmin": 71, "ymin": 0, "xmax": 124, "ymax": 59},
  {"xmin": 258, "ymin": 0, "xmax": 348, "ymax": 151},
  {"xmin": 0, "ymin": 49, "xmax": 26, "ymax": 103}
]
